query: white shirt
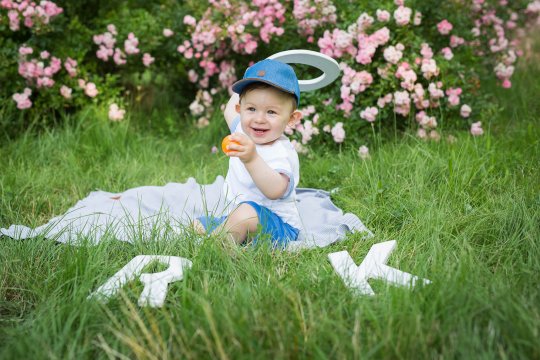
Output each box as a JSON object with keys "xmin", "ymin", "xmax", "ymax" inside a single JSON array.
[{"xmin": 223, "ymin": 118, "xmax": 303, "ymax": 230}]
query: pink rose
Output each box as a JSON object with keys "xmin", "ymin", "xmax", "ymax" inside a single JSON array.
[
  {"xmin": 8, "ymin": 10, "xmax": 20, "ymax": 31},
  {"xmin": 96, "ymin": 45, "xmax": 113, "ymax": 61},
  {"xmin": 370, "ymin": 27, "xmax": 390, "ymax": 46},
  {"xmin": 393, "ymin": 6, "xmax": 412, "ymax": 26},
  {"xmin": 437, "ymin": 20, "xmax": 453, "ymax": 35},
  {"xmin": 163, "ymin": 28, "xmax": 174, "ymax": 37},
  {"xmin": 12, "ymin": 88, "xmax": 32, "ymax": 109},
  {"xmin": 331, "ymin": 122, "xmax": 345, "ymax": 143},
  {"xmin": 113, "ymin": 48, "xmax": 126, "ymax": 65},
  {"xmin": 445, "ymin": 87, "xmax": 462, "ymax": 106},
  {"xmin": 383, "ymin": 45, "xmax": 402, "ymax": 64},
  {"xmin": 107, "ymin": 24, "xmax": 117, "ymax": 35},
  {"xmin": 360, "ymin": 106, "xmax": 378, "ymax": 122},
  {"xmin": 84, "ymin": 82, "xmax": 98, "ymax": 97},
  {"xmin": 441, "ymin": 47, "xmax": 454, "ymax": 60},
  {"xmin": 420, "ymin": 43, "xmax": 433, "ymax": 59},
  {"xmin": 188, "ymin": 69, "xmax": 198, "ymax": 83},
  {"xmin": 358, "ymin": 145, "xmax": 370, "ymax": 159},
  {"xmin": 420, "ymin": 115, "xmax": 437, "ymax": 129},
  {"xmin": 183, "ymin": 15, "xmax": 197, "ymax": 27},
  {"xmin": 394, "ymin": 90, "xmax": 411, "ymax": 116},
  {"xmin": 64, "ymin": 57, "xmax": 78, "ymax": 77},
  {"xmin": 124, "ymin": 33, "xmax": 139, "ymax": 55},
  {"xmin": 377, "ymin": 93, "xmax": 393, "ymax": 108},
  {"xmin": 108, "ymin": 103, "xmax": 125, "ymax": 121},
  {"xmin": 460, "ymin": 104, "xmax": 472, "ymax": 118},
  {"xmin": 60, "ymin": 85, "xmax": 72, "ymax": 99},
  {"xmin": 142, "ymin": 53, "xmax": 155, "ymax": 67},
  {"xmin": 376, "ymin": 9, "xmax": 390, "ymax": 22},
  {"xmin": 19, "ymin": 46, "xmax": 33, "ymax": 55},
  {"xmin": 244, "ymin": 40, "xmax": 258, "ymax": 54},
  {"xmin": 421, "ymin": 59, "xmax": 439, "ymax": 79},
  {"xmin": 450, "ymin": 35, "xmax": 465, "ymax": 48},
  {"xmin": 413, "ymin": 11, "xmax": 422, "ymax": 25},
  {"xmin": 470, "ymin": 121, "xmax": 484, "ymax": 136},
  {"xmin": 37, "ymin": 76, "xmax": 55, "ymax": 88}
]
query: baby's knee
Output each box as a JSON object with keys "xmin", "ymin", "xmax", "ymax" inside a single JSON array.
[
  {"xmin": 221, "ymin": 204, "xmax": 258, "ymax": 239},
  {"xmin": 229, "ymin": 204, "xmax": 259, "ymax": 229},
  {"xmin": 192, "ymin": 219, "xmax": 206, "ymax": 234}
]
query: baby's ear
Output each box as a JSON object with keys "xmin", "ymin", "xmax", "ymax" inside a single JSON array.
[
  {"xmin": 287, "ymin": 110, "xmax": 302, "ymax": 127},
  {"xmin": 235, "ymin": 103, "xmax": 241, "ymax": 113}
]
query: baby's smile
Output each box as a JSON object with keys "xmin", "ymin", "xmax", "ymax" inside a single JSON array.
[{"xmin": 251, "ymin": 127, "xmax": 269, "ymax": 135}]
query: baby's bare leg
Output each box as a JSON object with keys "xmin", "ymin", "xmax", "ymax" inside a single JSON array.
[
  {"xmin": 216, "ymin": 203, "xmax": 259, "ymax": 244},
  {"xmin": 192, "ymin": 219, "xmax": 206, "ymax": 234}
]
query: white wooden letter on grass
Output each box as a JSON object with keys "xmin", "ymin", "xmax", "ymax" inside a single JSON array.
[
  {"xmin": 89, "ymin": 255, "xmax": 192, "ymax": 308},
  {"xmin": 328, "ymin": 240, "xmax": 431, "ymax": 295}
]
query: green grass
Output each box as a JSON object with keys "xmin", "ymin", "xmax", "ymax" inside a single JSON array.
[{"xmin": 1, "ymin": 62, "xmax": 539, "ymax": 358}]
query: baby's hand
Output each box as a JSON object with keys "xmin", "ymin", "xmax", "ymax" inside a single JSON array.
[{"xmin": 226, "ymin": 133, "xmax": 257, "ymax": 163}]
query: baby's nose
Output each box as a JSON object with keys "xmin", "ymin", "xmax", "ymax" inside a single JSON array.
[{"xmin": 254, "ymin": 112, "xmax": 266, "ymax": 122}]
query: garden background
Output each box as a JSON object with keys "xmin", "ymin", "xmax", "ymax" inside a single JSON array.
[{"xmin": 1, "ymin": 0, "xmax": 539, "ymax": 358}]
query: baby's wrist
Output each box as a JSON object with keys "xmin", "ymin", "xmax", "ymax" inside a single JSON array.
[{"xmin": 241, "ymin": 151, "xmax": 259, "ymax": 165}]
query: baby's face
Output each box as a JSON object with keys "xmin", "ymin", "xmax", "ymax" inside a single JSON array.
[{"xmin": 236, "ymin": 87, "xmax": 298, "ymax": 145}]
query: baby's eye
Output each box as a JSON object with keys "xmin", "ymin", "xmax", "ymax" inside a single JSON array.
[
  {"xmin": 247, "ymin": 107, "xmax": 256, "ymax": 112},
  {"xmin": 267, "ymin": 110, "xmax": 277, "ymax": 115}
]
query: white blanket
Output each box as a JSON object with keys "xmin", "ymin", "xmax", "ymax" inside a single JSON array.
[{"xmin": 0, "ymin": 176, "xmax": 372, "ymax": 251}]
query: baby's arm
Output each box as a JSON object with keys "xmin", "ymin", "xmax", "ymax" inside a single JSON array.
[
  {"xmin": 227, "ymin": 133, "xmax": 289, "ymax": 200},
  {"xmin": 243, "ymin": 155, "xmax": 289, "ymax": 200},
  {"xmin": 224, "ymin": 93, "xmax": 240, "ymax": 129}
]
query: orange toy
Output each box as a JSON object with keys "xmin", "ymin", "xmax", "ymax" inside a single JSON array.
[{"xmin": 221, "ymin": 135, "xmax": 239, "ymax": 154}]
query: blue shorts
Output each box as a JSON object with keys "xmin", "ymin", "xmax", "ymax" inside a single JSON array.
[{"xmin": 197, "ymin": 201, "xmax": 299, "ymax": 247}]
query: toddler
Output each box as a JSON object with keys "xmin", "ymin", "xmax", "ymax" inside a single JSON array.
[{"xmin": 195, "ymin": 59, "xmax": 304, "ymax": 247}]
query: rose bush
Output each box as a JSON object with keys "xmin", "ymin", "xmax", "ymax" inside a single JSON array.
[
  {"xmin": 0, "ymin": 0, "xmax": 194, "ymax": 134},
  {"xmin": 1, "ymin": 0, "xmax": 539, "ymax": 148}
]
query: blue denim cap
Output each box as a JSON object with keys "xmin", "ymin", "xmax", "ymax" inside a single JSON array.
[{"xmin": 232, "ymin": 59, "xmax": 300, "ymax": 107}]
